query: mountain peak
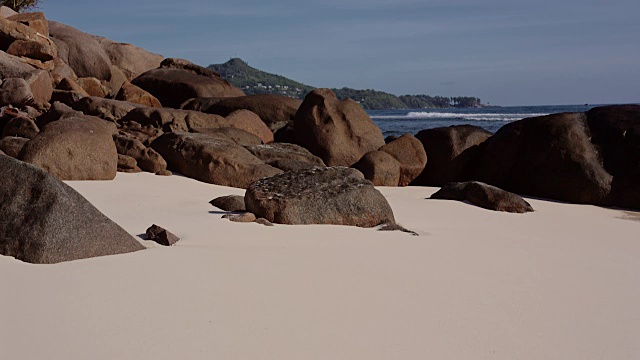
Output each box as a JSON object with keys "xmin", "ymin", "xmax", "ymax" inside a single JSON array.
[{"xmin": 225, "ymin": 58, "xmax": 249, "ymax": 67}]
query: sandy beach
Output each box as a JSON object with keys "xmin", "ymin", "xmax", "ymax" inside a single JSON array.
[{"xmin": 2, "ymin": 172, "xmax": 639, "ymax": 359}]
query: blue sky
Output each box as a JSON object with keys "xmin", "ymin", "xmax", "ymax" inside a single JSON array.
[{"xmin": 41, "ymin": 0, "xmax": 639, "ymax": 106}]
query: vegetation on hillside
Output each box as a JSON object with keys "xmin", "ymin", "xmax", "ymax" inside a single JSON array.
[
  {"xmin": 208, "ymin": 58, "xmax": 486, "ymax": 110},
  {"xmin": 0, "ymin": 0, "xmax": 40, "ymax": 12}
]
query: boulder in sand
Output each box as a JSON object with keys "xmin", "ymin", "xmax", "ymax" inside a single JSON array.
[
  {"xmin": 293, "ymin": 89, "xmax": 385, "ymax": 167},
  {"xmin": 413, "ymin": 125, "xmax": 493, "ymax": 186},
  {"xmin": 245, "ymin": 166, "xmax": 395, "ymax": 227},
  {"xmin": 145, "ymin": 224, "xmax": 180, "ymax": 246},
  {"xmin": 0, "ymin": 155, "xmax": 144, "ymax": 264},
  {"xmin": 19, "ymin": 116, "xmax": 118, "ymax": 180},
  {"xmin": 210, "ymin": 195, "xmax": 246, "ymax": 212},
  {"xmin": 352, "ymin": 151, "xmax": 401, "ymax": 187},
  {"xmin": 473, "ymin": 112, "xmax": 612, "ymax": 205},
  {"xmin": 150, "ymin": 132, "xmax": 282, "ymax": 188},
  {"xmin": 379, "ymin": 134, "xmax": 427, "ymax": 186},
  {"xmin": 113, "ymin": 134, "xmax": 167, "ymax": 173},
  {"xmin": 431, "ymin": 181, "xmax": 534, "ymax": 213}
]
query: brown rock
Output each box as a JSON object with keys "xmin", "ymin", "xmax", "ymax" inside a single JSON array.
[
  {"xmin": 120, "ymin": 107, "xmax": 229, "ymax": 132},
  {"xmin": 119, "ymin": 121, "xmax": 163, "ymax": 146},
  {"xmin": 0, "ymin": 50, "xmax": 34, "ymax": 79},
  {"xmin": 155, "ymin": 169, "xmax": 172, "ymax": 176},
  {"xmin": 7, "ymin": 39, "xmax": 54, "ymax": 61},
  {"xmin": 180, "ymin": 97, "xmax": 228, "ymax": 111},
  {"xmin": 117, "ymin": 153, "xmax": 140, "ymax": 173},
  {"xmin": 24, "ymin": 69, "xmax": 53, "ymax": 104},
  {"xmin": 49, "ymin": 21, "xmax": 112, "ymax": 80},
  {"xmin": 243, "ymin": 143, "xmax": 325, "ymax": 169},
  {"xmin": 0, "ymin": 6, "xmax": 17, "ymax": 18},
  {"xmin": 255, "ymin": 218, "xmax": 275, "ymax": 227},
  {"xmin": 145, "ymin": 224, "xmax": 180, "ymax": 246},
  {"xmin": 0, "ymin": 16, "xmax": 56, "ymax": 59},
  {"xmin": 226, "ymin": 109, "xmax": 274, "ymax": 144},
  {"xmin": 51, "ymin": 57, "xmax": 77, "ymax": 84},
  {"xmin": 132, "ymin": 62, "xmax": 244, "ymax": 108},
  {"xmin": 150, "ymin": 132, "xmax": 282, "ymax": 188},
  {"xmin": 352, "ymin": 151, "xmax": 401, "ymax": 186},
  {"xmin": 77, "ymin": 77, "xmax": 109, "ymax": 97},
  {"xmin": 431, "ymin": 181, "xmax": 534, "ymax": 213},
  {"xmin": 191, "ymin": 127, "xmax": 263, "ymax": 146},
  {"xmin": 115, "ymin": 81, "xmax": 162, "ymax": 107},
  {"xmin": 107, "ymin": 65, "xmax": 127, "ymax": 97},
  {"xmin": 474, "ymin": 113, "xmax": 612, "ymax": 205},
  {"xmin": 293, "ymin": 89, "xmax": 385, "ymax": 167},
  {"xmin": 223, "ymin": 212, "xmax": 257, "ymax": 223},
  {"xmin": 210, "ymin": 195, "xmax": 246, "ymax": 212},
  {"xmin": 7, "ymin": 12, "xmax": 48, "ymax": 36},
  {"xmin": 56, "ymin": 77, "xmax": 90, "ymax": 97},
  {"xmin": 0, "ymin": 136, "xmax": 28, "ymax": 158},
  {"xmin": 2, "ymin": 116, "xmax": 39, "ymax": 139},
  {"xmin": 379, "ymin": 134, "xmax": 427, "ymax": 186},
  {"xmin": 0, "ymin": 155, "xmax": 144, "ymax": 264},
  {"xmin": 413, "ymin": 125, "xmax": 492, "ymax": 186},
  {"xmin": 113, "ymin": 134, "xmax": 167, "ymax": 173},
  {"xmin": 245, "ymin": 166, "xmax": 395, "ymax": 227},
  {"xmin": 97, "ymin": 38, "xmax": 163, "ymax": 80},
  {"xmin": 19, "ymin": 116, "xmax": 118, "ymax": 180},
  {"xmin": 71, "ymin": 96, "xmax": 143, "ymax": 122},
  {"xmin": 205, "ymin": 94, "xmax": 302, "ymax": 132},
  {"xmin": 0, "ymin": 77, "xmax": 33, "ymax": 106}
]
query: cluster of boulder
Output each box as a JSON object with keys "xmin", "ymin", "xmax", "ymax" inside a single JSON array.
[{"xmin": 1, "ymin": 9, "xmax": 639, "ymax": 264}]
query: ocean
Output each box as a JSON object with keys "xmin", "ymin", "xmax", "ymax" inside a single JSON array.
[{"xmin": 368, "ymin": 104, "xmax": 599, "ymax": 137}]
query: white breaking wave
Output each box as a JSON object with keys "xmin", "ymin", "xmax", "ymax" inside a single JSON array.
[{"xmin": 370, "ymin": 112, "xmax": 550, "ymax": 121}]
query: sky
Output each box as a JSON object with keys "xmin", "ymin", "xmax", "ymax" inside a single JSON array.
[{"xmin": 41, "ymin": 0, "xmax": 639, "ymax": 106}]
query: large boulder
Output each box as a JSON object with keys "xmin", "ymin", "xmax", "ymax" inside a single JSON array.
[
  {"xmin": 77, "ymin": 77, "xmax": 109, "ymax": 97},
  {"xmin": 226, "ymin": 109, "xmax": 274, "ymax": 144},
  {"xmin": 71, "ymin": 96, "xmax": 143, "ymax": 122},
  {"xmin": 132, "ymin": 59, "xmax": 244, "ymax": 108},
  {"xmin": 293, "ymin": 89, "xmax": 385, "ymax": 167},
  {"xmin": 150, "ymin": 132, "xmax": 282, "ymax": 188},
  {"xmin": 0, "ymin": 50, "xmax": 34, "ymax": 78},
  {"xmin": 48, "ymin": 21, "xmax": 112, "ymax": 80},
  {"xmin": 352, "ymin": 151, "xmax": 401, "ymax": 187},
  {"xmin": 96, "ymin": 37, "xmax": 163, "ymax": 80},
  {"xmin": 431, "ymin": 181, "xmax": 534, "ymax": 213},
  {"xmin": 115, "ymin": 81, "xmax": 162, "ymax": 107},
  {"xmin": 113, "ymin": 134, "xmax": 167, "ymax": 173},
  {"xmin": 586, "ymin": 105, "xmax": 640, "ymax": 208},
  {"xmin": 379, "ymin": 134, "xmax": 427, "ymax": 186},
  {"xmin": 245, "ymin": 167, "xmax": 395, "ymax": 227},
  {"xmin": 473, "ymin": 112, "xmax": 612, "ymax": 205},
  {"xmin": 120, "ymin": 107, "xmax": 229, "ymax": 132},
  {"xmin": 19, "ymin": 116, "xmax": 118, "ymax": 180},
  {"xmin": 204, "ymin": 94, "xmax": 302, "ymax": 132},
  {"xmin": 0, "ymin": 155, "xmax": 144, "ymax": 264},
  {"xmin": 413, "ymin": 125, "xmax": 493, "ymax": 186},
  {"xmin": 244, "ymin": 143, "xmax": 325, "ymax": 170}
]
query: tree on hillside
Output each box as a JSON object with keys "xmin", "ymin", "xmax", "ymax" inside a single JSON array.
[{"xmin": 0, "ymin": 0, "xmax": 40, "ymax": 12}]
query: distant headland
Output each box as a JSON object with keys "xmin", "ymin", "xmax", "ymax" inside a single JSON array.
[{"xmin": 208, "ymin": 58, "xmax": 487, "ymax": 110}]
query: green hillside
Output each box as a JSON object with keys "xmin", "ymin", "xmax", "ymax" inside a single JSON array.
[{"xmin": 208, "ymin": 58, "xmax": 484, "ymax": 110}]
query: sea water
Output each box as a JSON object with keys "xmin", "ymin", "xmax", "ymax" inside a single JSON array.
[{"xmin": 368, "ymin": 104, "xmax": 600, "ymax": 137}]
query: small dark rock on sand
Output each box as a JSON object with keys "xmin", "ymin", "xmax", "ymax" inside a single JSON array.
[{"xmin": 145, "ymin": 224, "xmax": 180, "ymax": 246}]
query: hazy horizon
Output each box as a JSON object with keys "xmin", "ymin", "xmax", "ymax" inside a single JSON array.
[{"xmin": 41, "ymin": 0, "xmax": 639, "ymax": 106}]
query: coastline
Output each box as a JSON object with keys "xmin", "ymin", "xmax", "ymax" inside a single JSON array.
[{"xmin": 2, "ymin": 172, "xmax": 639, "ymax": 359}]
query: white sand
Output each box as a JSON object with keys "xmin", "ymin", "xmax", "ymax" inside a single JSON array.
[{"xmin": 2, "ymin": 172, "xmax": 639, "ymax": 359}]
